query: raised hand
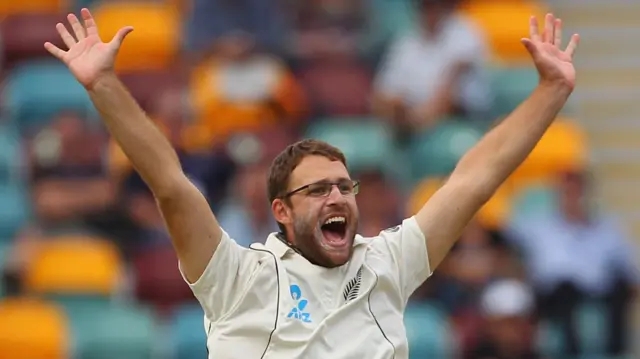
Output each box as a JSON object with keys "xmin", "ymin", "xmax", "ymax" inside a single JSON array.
[
  {"xmin": 44, "ymin": 8, "xmax": 133, "ymax": 89},
  {"xmin": 521, "ymin": 13, "xmax": 579, "ymax": 90}
]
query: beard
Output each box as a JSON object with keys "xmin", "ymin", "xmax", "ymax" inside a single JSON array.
[{"xmin": 290, "ymin": 207, "xmax": 359, "ymax": 268}]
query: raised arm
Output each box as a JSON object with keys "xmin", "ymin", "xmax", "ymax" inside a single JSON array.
[
  {"xmin": 415, "ymin": 14, "xmax": 580, "ymax": 270},
  {"xmin": 45, "ymin": 9, "xmax": 221, "ymax": 283}
]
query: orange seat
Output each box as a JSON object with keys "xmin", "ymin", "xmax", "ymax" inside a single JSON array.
[
  {"xmin": 0, "ymin": 0, "xmax": 65, "ymax": 16},
  {"xmin": 93, "ymin": 2, "xmax": 181, "ymax": 73},
  {"xmin": 0, "ymin": 297, "xmax": 70, "ymax": 359},
  {"xmin": 460, "ymin": 0, "xmax": 547, "ymax": 64},
  {"xmin": 24, "ymin": 235, "xmax": 124, "ymax": 296},
  {"xmin": 509, "ymin": 119, "xmax": 588, "ymax": 189},
  {"xmin": 407, "ymin": 176, "xmax": 512, "ymax": 230}
]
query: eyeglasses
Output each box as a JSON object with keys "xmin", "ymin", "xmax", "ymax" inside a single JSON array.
[{"xmin": 282, "ymin": 179, "xmax": 360, "ymax": 199}]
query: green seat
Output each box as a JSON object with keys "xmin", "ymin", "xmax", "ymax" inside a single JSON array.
[
  {"xmin": 305, "ymin": 117, "xmax": 401, "ymax": 175},
  {"xmin": 69, "ymin": 303, "xmax": 158, "ymax": 359},
  {"xmin": 408, "ymin": 119, "xmax": 483, "ymax": 181},
  {"xmin": 509, "ymin": 184, "xmax": 558, "ymax": 223},
  {"xmin": 404, "ymin": 302, "xmax": 456, "ymax": 359},
  {"xmin": 0, "ymin": 184, "xmax": 31, "ymax": 242},
  {"xmin": 2, "ymin": 60, "xmax": 98, "ymax": 132},
  {"xmin": 490, "ymin": 66, "xmax": 539, "ymax": 118},
  {"xmin": 171, "ymin": 303, "xmax": 207, "ymax": 359},
  {"xmin": 0, "ymin": 242, "xmax": 10, "ymax": 297}
]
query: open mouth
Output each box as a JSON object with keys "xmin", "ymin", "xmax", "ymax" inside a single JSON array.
[{"xmin": 320, "ymin": 216, "xmax": 348, "ymax": 247}]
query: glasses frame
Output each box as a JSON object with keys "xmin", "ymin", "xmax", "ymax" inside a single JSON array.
[{"xmin": 281, "ymin": 179, "xmax": 360, "ymax": 199}]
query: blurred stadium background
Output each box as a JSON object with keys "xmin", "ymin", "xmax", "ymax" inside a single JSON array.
[{"xmin": 0, "ymin": 0, "xmax": 639, "ymax": 358}]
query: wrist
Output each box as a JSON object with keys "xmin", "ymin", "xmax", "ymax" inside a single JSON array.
[
  {"xmin": 85, "ymin": 72, "xmax": 119, "ymax": 92},
  {"xmin": 537, "ymin": 78, "xmax": 574, "ymax": 97}
]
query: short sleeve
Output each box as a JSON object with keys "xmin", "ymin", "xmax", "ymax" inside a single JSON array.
[
  {"xmin": 377, "ymin": 216, "xmax": 432, "ymax": 301},
  {"xmin": 178, "ymin": 229, "xmax": 262, "ymax": 323}
]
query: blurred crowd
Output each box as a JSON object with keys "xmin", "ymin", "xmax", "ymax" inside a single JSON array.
[{"xmin": 0, "ymin": 0, "xmax": 638, "ymax": 358}]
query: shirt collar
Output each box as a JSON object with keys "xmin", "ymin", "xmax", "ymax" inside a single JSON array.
[{"xmin": 264, "ymin": 232, "xmax": 368, "ymax": 259}]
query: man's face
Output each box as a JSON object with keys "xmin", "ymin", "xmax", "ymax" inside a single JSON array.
[{"xmin": 276, "ymin": 155, "xmax": 359, "ymax": 267}]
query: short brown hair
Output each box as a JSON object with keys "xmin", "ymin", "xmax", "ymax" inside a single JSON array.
[{"xmin": 267, "ymin": 139, "xmax": 347, "ymax": 232}]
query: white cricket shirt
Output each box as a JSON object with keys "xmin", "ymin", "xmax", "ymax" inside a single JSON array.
[{"xmin": 180, "ymin": 216, "xmax": 431, "ymax": 359}]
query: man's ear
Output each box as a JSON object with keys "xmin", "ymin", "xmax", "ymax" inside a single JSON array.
[{"xmin": 272, "ymin": 199, "xmax": 292, "ymax": 226}]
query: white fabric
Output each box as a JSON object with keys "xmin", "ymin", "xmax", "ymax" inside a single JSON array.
[
  {"xmin": 374, "ymin": 14, "xmax": 490, "ymax": 113},
  {"xmin": 179, "ymin": 216, "xmax": 431, "ymax": 359},
  {"xmin": 480, "ymin": 279, "xmax": 534, "ymax": 317}
]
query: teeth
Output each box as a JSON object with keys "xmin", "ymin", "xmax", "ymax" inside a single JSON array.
[{"xmin": 324, "ymin": 216, "xmax": 346, "ymax": 225}]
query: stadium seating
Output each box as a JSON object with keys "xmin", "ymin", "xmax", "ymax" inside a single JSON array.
[
  {"xmin": 408, "ymin": 118, "xmax": 483, "ymax": 181},
  {"xmin": 1, "ymin": 60, "xmax": 98, "ymax": 132},
  {"xmin": 509, "ymin": 184, "xmax": 558, "ymax": 223},
  {"xmin": 0, "ymin": 0, "xmax": 65, "ymax": 16},
  {"xmin": 23, "ymin": 234, "xmax": 124, "ymax": 297},
  {"xmin": 0, "ymin": 13, "xmax": 67, "ymax": 69},
  {"xmin": 0, "ymin": 124, "xmax": 31, "ymax": 241},
  {"xmin": 407, "ymin": 176, "xmax": 512, "ymax": 230},
  {"xmin": 489, "ymin": 66, "xmax": 539, "ymax": 118},
  {"xmin": 170, "ymin": 303, "xmax": 208, "ymax": 359},
  {"xmin": 71, "ymin": 303, "xmax": 158, "ymax": 359},
  {"xmin": 0, "ymin": 242, "xmax": 9, "ymax": 297},
  {"xmin": 305, "ymin": 117, "xmax": 401, "ymax": 175},
  {"xmin": 0, "ymin": 297, "xmax": 70, "ymax": 359},
  {"xmin": 93, "ymin": 1, "xmax": 181, "ymax": 73},
  {"xmin": 460, "ymin": 0, "xmax": 547, "ymax": 64},
  {"xmin": 509, "ymin": 119, "xmax": 588, "ymax": 189},
  {"xmin": 186, "ymin": 56, "xmax": 306, "ymax": 151},
  {"xmin": 404, "ymin": 302, "xmax": 457, "ymax": 358},
  {"xmin": 297, "ymin": 58, "xmax": 373, "ymax": 117},
  {"xmin": 132, "ymin": 244, "xmax": 195, "ymax": 313}
]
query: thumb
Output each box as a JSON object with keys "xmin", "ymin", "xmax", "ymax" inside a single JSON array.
[
  {"xmin": 109, "ymin": 26, "xmax": 134, "ymax": 49},
  {"xmin": 520, "ymin": 38, "xmax": 537, "ymax": 57}
]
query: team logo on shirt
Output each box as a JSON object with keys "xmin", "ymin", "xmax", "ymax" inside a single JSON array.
[
  {"xmin": 288, "ymin": 284, "xmax": 312, "ymax": 323},
  {"xmin": 343, "ymin": 267, "xmax": 363, "ymax": 302}
]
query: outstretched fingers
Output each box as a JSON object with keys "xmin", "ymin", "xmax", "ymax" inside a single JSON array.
[
  {"xmin": 56, "ymin": 22, "xmax": 76, "ymax": 49},
  {"xmin": 564, "ymin": 33, "xmax": 580, "ymax": 57},
  {"xmin": 44, "ymin": 42, "xmax": 65, "ymax": 60},
  {"xmin": 80, "ymin": 8, "xmax": 99, "ymax": 37},
  {"xmin": 67, "ymin": 13, "xmax": 86, "ymax": 41},
  {"xmin": 554, "ymin": 18, "xmax": 562, "ymax": 47},
  {"xmin": 543, "ymin": 13, "xmax": 555, "ymax": 43},
  {"xmin": 529, "ymin": 15, "xmax": 540, "ymax": 42}
]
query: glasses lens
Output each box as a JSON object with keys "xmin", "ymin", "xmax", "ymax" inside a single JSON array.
[{"xmin": 306, "ymin": 183, "xmax": 332, "ymax": 197}]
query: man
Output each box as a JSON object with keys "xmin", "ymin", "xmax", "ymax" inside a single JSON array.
[{"xmin": 45, "ymin": 9, "xmax": 579, "ymax": 359}]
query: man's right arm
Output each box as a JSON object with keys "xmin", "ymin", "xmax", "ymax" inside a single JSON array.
[{"xmin": 88, "ymin": 73, "xmax": 221, "ymax": 283}]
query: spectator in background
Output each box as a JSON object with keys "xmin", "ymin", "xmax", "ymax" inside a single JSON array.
[
  {"xmin": 216, "ymin": 130, "xmax": 292, "ymax": 247},
  {"xmin": 2, "ymin": 111, "xmax": 121, "ymax": 294},
  {"xmin": 26, "ymin": 111, "xmax": 116, "ymax": 236},
  {"xmin": 183, "ymin": 0, "xmax": 290, "ymax": 59},
  {"xmin": 372, "ymin": 0, "xmax": 491, "ymax": 132},
  {"xmin": 467, "ymin": 279, "xmax": 542, "ymax": 359},
  {"xmin": 184, "ymin": 32, "xmax": 307, "ymax": 151},
  {"xmin": 507, "ymin": 169, "xmax": 639, "ymax": 356},
  {"xmin": 109, "ymin": 87, "xmax": 235, "ymax": 211}
]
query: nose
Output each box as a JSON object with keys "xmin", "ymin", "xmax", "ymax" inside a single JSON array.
[{"xmin": 326, "ymin": 185, "xmax": 346, "ymax": 204}]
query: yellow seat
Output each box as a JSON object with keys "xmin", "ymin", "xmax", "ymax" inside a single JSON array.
[
  {"xmin": 0, "ymin": 0, "xmax": 65, "ymax": 16},
  {"xmin": 24, "ymin": 235, "xmax": 124, "ymax": 296},
  {"xmin": 0, "ymin": 297, "xmax": 70, "ymax": 359},
  {"xmin": 407, "ymin": 177, "xmax": 512, "ymax": 230},
  {"xmin": 94, "ymin": 2, "xmax": 181, "ymax": 73},
  {"xmin": 460, "ymin": 0, "xmax": 547, "ymax": 64},
  {"xmin": 509, "ymin": 119, "xmax": 588, "ymax": 189}
]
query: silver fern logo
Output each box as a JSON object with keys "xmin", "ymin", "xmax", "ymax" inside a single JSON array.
[{"xmin": 343, "ymin": 267, "xmax": 363, "ymax": 302}]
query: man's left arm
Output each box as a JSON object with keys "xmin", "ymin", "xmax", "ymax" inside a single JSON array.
[{"xmin": 414, "ymin": 13, "xmax": 580, "ymax": 271}]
